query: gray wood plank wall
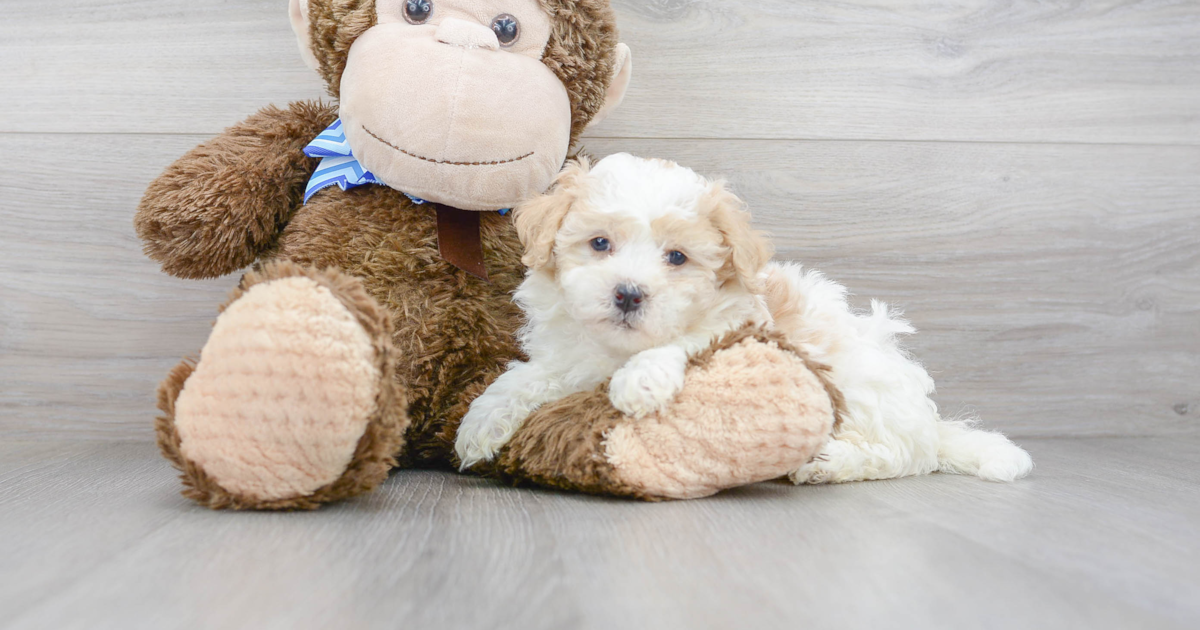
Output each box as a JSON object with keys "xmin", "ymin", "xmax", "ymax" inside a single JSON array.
[{"xmin": 1, "ymin": 0, "xmax": 1198, "ymax": 441}]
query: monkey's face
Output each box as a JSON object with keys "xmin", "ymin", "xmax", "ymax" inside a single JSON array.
[
  {"xmin": 329, "ymin": 0, "xmax": 569, "ymax": 211},
  {"xmin": 292, "ymin": 0, "xmax": 631, "ymax": 211}
]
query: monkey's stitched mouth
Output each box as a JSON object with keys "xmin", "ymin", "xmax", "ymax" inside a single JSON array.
[{"xmin": 363, "ymin": 126, "xmax": 534, "ymax": 167}]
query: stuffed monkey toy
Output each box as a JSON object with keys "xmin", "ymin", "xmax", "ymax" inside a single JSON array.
[{"xmin": 136, "ymin": 0, "xmax": 839, "ymax": 509}]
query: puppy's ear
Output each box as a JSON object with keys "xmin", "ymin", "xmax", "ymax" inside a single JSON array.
[
  {"xmin": 514, "ymin": 158, "xmax": 591, "ymax": 270},
  {"xmin": 703, "ymin": 182, "xmax": 774, "ymax": 293}
]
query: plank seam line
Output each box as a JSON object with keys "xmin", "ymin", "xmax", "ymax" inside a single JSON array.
[{"xmin": 0, "ymin": 131, "xmax": 1198, "ymax": 149}]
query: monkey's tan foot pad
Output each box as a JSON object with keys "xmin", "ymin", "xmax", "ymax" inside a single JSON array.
[
  {"xmin": 155, "ymin": 263, "xmax": 406, "ymax": 510},
  {"xmin": 605, "ymin": 331, "xmax": 838, "ymax": 499},
  {"xmin": 495, "ymin": 327, "xmax": 840, "ymax": 501}
]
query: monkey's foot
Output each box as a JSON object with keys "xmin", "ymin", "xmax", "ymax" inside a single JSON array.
[
  {"xmin": 493, "ymin": 327, "xmax": 838, "ymax": 500},
  {"xmin": 156, "ymin": 262, "xmax": 407, "ymax": 510}
]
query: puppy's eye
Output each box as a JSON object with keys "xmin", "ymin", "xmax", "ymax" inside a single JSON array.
[
  {"xmin": 404, "ymin": 0, "xmax": 433, "ymax": 24},
  {"xmin": 667, "ymin": 250, "xmax": 688, "ymax": 266},
  {"xmin": 590, "ymin": 237, "xmax": 611, "ymax": 252}
]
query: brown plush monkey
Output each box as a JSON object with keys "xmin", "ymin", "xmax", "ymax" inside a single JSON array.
[{"xmin": 136, "ymin": 0, "xmax": 838, "ymax": 509}]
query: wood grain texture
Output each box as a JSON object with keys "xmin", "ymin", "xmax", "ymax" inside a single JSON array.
[
  {"xmin": 2, "ymin": 133, "xmax": 1197, "ymax": 440},
  {"xmin": 606, "ymin": 0, "xmax": 1200, "ymax": 143},
  {"xmin": 1, "ymin": 1, "xmax": 1198, "ymax": 143},
  {"xmin": 0, "ymin": 0, "xmax": 326, "ymax": 136},
  {"xmin": 1, "ymin": 437, "xmax": 1198, "ymax": 629},
  {"xmin": 0, "ymin": 133, "xmax": 239, "ymax": 440}
]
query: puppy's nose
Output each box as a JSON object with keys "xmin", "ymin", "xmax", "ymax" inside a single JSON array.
[{"xmin": 614, "ymin": 284, "xmax": 645, "ymax": 314}]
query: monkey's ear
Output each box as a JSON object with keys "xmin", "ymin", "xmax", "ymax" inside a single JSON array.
[
  {"xmin": 514, "ymin": 159, "xmax": 592, "ymax": 270},
  {"xmin": 289, "ymin": 0, "xmax": 321, "ymax": 72},
  {"xmin": 586, "ymin": 44, "xmax": 633, "ymax": 129}
]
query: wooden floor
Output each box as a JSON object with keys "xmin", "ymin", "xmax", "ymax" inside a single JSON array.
[
  {"xmin": 2, "ymin": 1, "xmax": 1199, "ymax": 627},
  {"xmin": 2, "ymin": 436, "xmax": 1198, "ymax": 629}
]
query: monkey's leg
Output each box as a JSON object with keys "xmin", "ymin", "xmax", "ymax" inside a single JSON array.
[
  {"xmin": 490, "ymin": 327, "xmax": 839, "ymax": 500},
  {"xmin": 156, "ymin": 261, "xmax": 408, "ymax": 510}
]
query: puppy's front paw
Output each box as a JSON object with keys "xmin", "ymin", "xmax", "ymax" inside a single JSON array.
[
  {"xmin": 609, "ymin": 346, "xmax": 689, "ymax": 419},
  {"xmin": 455, "ymin": 393, "xmax": 517, "ymax": 471}
]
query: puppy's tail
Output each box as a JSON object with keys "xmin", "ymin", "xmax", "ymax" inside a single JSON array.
[{"xmin": 937, "ymin": 418, "xmax": 1034, "ymax": 482}]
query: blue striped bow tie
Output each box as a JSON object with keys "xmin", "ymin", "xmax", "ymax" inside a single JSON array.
[{"xmin": 303, "ymin": 119, "xmax": 427, "ymax": 206}]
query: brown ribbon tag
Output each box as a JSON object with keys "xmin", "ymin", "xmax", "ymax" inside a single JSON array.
[{"xmin": 434, "ymin": 203, "xmax": 489, "ymax": 281}]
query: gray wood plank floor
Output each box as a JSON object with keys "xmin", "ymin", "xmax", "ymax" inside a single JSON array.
[{"xmin": 2, "ymin": 437, "xmax": 1198, "ymax": 629}]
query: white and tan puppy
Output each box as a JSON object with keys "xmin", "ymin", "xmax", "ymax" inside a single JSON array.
[
  {"xmin": 456, "ymin": 154, "xmax": 772, "ymax": 469},
  {"xmin": 456, "ymin": 154, "xmax": 1033, "ymax": 485}
]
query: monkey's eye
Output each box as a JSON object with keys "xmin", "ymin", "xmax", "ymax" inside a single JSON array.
[
  {"xmin": 491, "ymin": 14, "xmax": 520, "ymax": 47},
  {"xmin": 590, "ymin": 237, "xmax": 611, "ymax": 252},
  {"xmin": 404, "ymin": 0, "xmax": 432, "ymax": 24},
  {"xmin": 667, "ymin": 250, "xmax": 688, "ymax": 266}
]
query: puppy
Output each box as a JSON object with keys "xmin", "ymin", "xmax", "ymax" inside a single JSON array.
[
  {"xmin": 455, "ymin": 154, "xmax": 772, "ymax": 469},
  {"xmin": 456, "ymin": 154, "xmax": 1033, "ymax": 484}
]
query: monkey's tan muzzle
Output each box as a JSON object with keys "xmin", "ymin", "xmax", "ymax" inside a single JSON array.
[{"xmin": 339, "ymin": 24, "xmax": 572, "ymax": 211}]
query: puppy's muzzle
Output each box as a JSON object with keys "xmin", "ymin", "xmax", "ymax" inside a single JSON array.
[{"xmin": 614, "ymin": 283, "xmax": 645, "ymax": 314}]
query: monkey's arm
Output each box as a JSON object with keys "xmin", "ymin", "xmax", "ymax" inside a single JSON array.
[{"xmin": 134, "ymin": 101, "xmax": 338, "ymax": 279}]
